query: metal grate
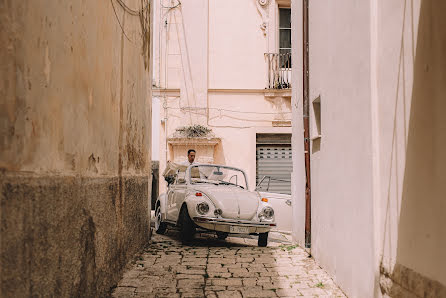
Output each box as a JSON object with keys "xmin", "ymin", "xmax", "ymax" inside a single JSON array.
[{"xmin": 256, "ymin": 146, "xmax": 292, "ymax": 195}]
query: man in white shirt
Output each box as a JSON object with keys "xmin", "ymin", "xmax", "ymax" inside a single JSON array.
[{"xmin": 180, "ymin": 149, "xmax": 196, "ymax": 166}]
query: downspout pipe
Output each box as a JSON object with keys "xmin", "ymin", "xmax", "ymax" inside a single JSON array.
[{"xmin": 303, "ymin": 0, "xmax": 311, "ymax": 249}]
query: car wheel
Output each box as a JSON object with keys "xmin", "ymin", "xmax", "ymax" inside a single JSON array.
[
  {"xmin": 179, "ymin": 205, "xmax": 196, "ymax": 244},
  {"xmin": 258, "ymin": 232, "xmax": 268, "ymax": 247},
  {"xmin": 155, "ymin": 205, "xmax": 167, "ymax": 235},
  {"xmin": 216, "ymin": 232, "xmax": 228, "ymax": 240}
]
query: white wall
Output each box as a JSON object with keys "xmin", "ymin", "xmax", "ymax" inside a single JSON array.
[
  {"xmin": 290, "ymin": 0, "xmax": 306, "ymax": 247},
  {"xmin": 292, "ymin": 0, "xmax": 446, "ymax": 296},
  {"xmin": 294, "ymin": 1, "xmax": 376, "ymax": 297},
  {"xmin": 376, "ymin": 0, "xmax": 446, "ymax": 292}
]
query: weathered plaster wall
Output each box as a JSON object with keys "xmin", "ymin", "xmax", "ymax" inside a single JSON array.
[
  {"xmin": 376, "ymin": 0, "xmax": 446, "ymax": 296},
  {"xmin": 0, "ymin": 0, "xmax": 152, "ymax": 296}
]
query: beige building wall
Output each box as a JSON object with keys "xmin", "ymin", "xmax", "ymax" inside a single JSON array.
[
  {"xmin": 0, "ymin": 1, "xmax": 152, "ymax": 296},
  {"xmin": 291, "ymin": 0, "xmax": 446, "ymax": 297},
  {"xmin": 154, "ymin": 0, "xmax": 293, "ymax": 194}
]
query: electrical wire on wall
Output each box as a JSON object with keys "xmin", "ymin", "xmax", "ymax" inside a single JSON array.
[
  {"xmin": 158, "ymin": 0, "xmax": 292, "ymax": 131},
  {"xmin": 110, "ymin": 0, "xmax": 151, "ymax": 69},
  {"xmin": 158, "ymin": 0, "xmax": 184, "ymax": 161}
]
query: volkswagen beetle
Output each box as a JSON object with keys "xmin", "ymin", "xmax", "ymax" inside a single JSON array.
[{"xmin": 154, "ymin": 163, "xmax": 276, "ymax": 247}]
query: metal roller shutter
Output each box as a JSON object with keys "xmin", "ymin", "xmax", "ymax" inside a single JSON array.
[{"xmin": 256, "ymin": 146, "xmax": 292, "ymax": 195}]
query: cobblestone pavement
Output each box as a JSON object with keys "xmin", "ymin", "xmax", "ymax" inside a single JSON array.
[{"xmin": 112, "ymin": 230, "xmax": 346, "ymax": 298}]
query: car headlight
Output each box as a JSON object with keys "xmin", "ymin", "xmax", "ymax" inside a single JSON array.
[
  {"xmin": 196, "ymin": 202, "xmax": 210, "ymax": 215},
  {"xmin": 259, "ymin": 206, "xmax": 274, "ymax": 221}
]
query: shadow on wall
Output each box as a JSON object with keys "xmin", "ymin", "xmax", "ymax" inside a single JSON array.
[{"xmin": 380, "ymin": 0, "xmax": 446, "ymax": 296}]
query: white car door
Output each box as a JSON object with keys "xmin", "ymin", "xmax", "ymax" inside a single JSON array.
[
  {"xmin": 258, "ymin": 191, "xmax": 292, "ymax": 232},
  {"xmin": 256, "ymin": 176, "xmax": 292, "ymax": 232},
  {"xmin": 166, "ymin": 187, "xmax": 176, "ymax": 221},
  {"xmin": 167, "ymin": 169, "xmax": 187, "ymax": 221}
]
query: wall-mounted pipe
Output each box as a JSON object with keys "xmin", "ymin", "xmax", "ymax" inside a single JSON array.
[{"xmin": 302, "ymin": 0, "xmax": 311, "ymax": 250}]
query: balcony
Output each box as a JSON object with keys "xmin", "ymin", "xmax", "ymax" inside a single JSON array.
[{"xmin": 264, "ymin": 52, "xmax": 291, "ymax": 90}]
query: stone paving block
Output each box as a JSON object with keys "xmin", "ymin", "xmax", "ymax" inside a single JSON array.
[
  {"xmin": 232, "ymin": 271, "xmax": 257, "ymax": 278},
  {"xmin": 175, "ymin": 274, "xmax": 205, "ymax": 281},
  {"xmin": 242, "ymin": 278, "xmax": 258, "ymax": 286},
  {"xmin": 150, "ymin": 278, "xmax": 176, "ymax": 288},
  {"xmin": 175, "ymin": 268, "xmax": 206, "ymax": 275},
  {"xmin": 148, "ymin": 287, "xmax": 177, "ymax": 296},
  {"xmin": 210, "ymin": 278, "xmax": 243, "ymax": 286},
  {"xmin": 216, "ymin": 290, "xmax": 243, "ymax": 298},
  {"xmin": 208, "ymin": 258, "xmax": 236, "ymax": 265},
  {"xmin": 134, "ymin": 285, "xmax": 155, "ymax": 293},
  {"xmin": 153, "ymin": 294, "xmax": 180, "ymax": 298},
  {"xmin": 298, "ymin": 287, "xmax": 328, "ymax": 296},
  {"xmin": 182, "ymin": 258, "xmax": 207, "ymax": 265},
  {"xmin": 207, "ymin": 265, "xmax": 229, "ymax": 272},
  {"xmin": 236, "ymin": 257, "xmax": 254, "ymax": 263},
  {"xmin": 241, "ymin": 287, "xmax": 278, "ymax": 297},
  {"xmin": 113, "ymin": 234, "xmax": 345, "ymax": 298},
  {"xmin": 177, "ymin": 279, "xmax": 205, "ymax": 289},
  {"xmin": 118, "ymin": 278, "xmax": 149, "ymax": 288},
  {"xmin": 247, "ymin": 267, "xmax": 268, "ymax": 273},
  {"xmin": 228, "ymin": 268, "xmax": 248, "ymax": 273},
  {"xmin": 112, "ymin": 286, "xmax": 136, "ymax": 297},
  {"xmin": 258, "ymin": 271, "xmax": 279, "ymax": 277},
  {"xmin": 205, "ymin": 285, "xmax": 227, "ymax": 291},
  {"xmin": 241, "ymin": 263, "xmax": 265, "ymax": 268},
  {"xmin": 180, "ymin": 289, "xmax": 205, "ymax": 297},
  {"xmin": 275, "ymin": 288, "xmax": 302, "ymax": 297},
  {"xmin": 208, "ymin": 272, "xmax": 232, "ymax": 278},
  {"xmin": 222, "ymin": 263, "xmax": 242, "ymax": 269},
  {"xmin": 204, "ymin": 291, "xmax": 218, "ymax": 298}
]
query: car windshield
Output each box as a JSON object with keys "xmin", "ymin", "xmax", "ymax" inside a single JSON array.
[{"xmin": 189, "ymin": 165, "xmax": 247, "ymax": 189}]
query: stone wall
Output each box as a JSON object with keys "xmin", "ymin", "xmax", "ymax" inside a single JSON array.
[{"xmin": 0, "ymin": 1, "xmax": 152, "ymax": 296}]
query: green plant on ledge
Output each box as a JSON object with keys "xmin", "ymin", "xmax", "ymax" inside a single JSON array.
[{"xmin": 175, "ymin": 125, "xmax": 213, "ymax": 138}]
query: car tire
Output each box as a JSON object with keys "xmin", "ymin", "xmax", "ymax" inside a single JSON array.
[
  {"xmin": 179, "ymin": 205, "xmax": 196, "ymax": 244},
  {"xmin": 155, "ymin": 205, "xmax": 167, "ymax": 235},
  {"xmin": 216, "ymin": 232, "xmax": 228, "ymax": 240},
  {"xmin": 258, "ymin": 232, "xmax": 268, "ymax": 247}
]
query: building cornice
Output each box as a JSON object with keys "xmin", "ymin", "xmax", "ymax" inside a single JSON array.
[{"xmin": 153, "ymin": 88, "xmax": 291, "ymax": 97}]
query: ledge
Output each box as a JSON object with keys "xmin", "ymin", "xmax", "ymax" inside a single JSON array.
[
  {"xmin": 167, "ymin": 137, "xmax": 220, "ymax": 146},
  {"xmin": 264, "ymin": 89, "xmax": 292, "ymax": 98},
  {"xmin": 272, "ymin": 120, "xmax": 292, "ymax": 127}
]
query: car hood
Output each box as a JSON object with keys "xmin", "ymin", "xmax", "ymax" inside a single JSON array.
[{"xmin": 192, "ymin": 185, "xmax": 259, "ymax": 220}]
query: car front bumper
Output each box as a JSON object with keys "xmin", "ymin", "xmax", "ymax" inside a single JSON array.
[{"xmin": 192, "ymin": 216, "xmax": 276, "ymax": 234}]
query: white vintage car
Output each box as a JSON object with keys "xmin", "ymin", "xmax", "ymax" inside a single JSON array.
[{"xmin": 154, "ymin": 163, "xmax": 276, "ymax": 247}]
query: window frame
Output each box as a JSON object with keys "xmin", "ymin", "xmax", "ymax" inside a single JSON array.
[{"xmin": 278, "ymin": 7, "xmax": 291, "ymax": 68}]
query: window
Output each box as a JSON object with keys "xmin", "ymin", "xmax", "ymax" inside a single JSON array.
[{"xmin": 279, "ymin": 8, "xmax": 291, "ymax": 68}]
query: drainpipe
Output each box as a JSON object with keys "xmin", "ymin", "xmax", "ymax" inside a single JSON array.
[{"xmin": 303, "ymin": 0, "xmax": 311, "ymax": 250}]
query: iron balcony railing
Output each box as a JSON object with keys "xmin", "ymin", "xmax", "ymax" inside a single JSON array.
[{"xmin": 264, "ymin": 52, "xmax": 291, "ymax": 89}]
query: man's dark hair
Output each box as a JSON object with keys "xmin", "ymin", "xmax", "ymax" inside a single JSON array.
[{"xmin": 187, "ymin": 149, "xmax": 196, "ymax": 156}]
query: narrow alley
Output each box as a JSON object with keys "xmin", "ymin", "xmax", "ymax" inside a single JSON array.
[
  {"xmin": 2, "ymin": 0, "xmax": 445, "ymax": 297},
  {"xmin": 112, "ymin": 230, "xmax": 345, "ymax": 297}
]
